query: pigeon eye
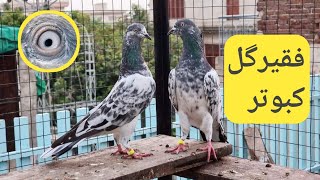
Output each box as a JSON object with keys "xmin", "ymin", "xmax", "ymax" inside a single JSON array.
[
  {"xmin": 134, "ymin": 29, "xmax": 139, "ymax": 33},
  {"xmin": 38, "ymin": 30, "xmax": 61, "ymax": 50},
  {"xmin": 180, "ymin": 22, "xmax": 185, "ymax": 27}
]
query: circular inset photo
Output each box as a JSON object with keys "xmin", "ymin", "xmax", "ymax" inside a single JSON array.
[{"xmin": 18, "ymin": 10, "xmax": 80, "ymax": 72}]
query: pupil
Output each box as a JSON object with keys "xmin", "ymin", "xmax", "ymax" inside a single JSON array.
[{"xmin": 44, "ymin": 39, "xmax": 53, "ymax": 47}]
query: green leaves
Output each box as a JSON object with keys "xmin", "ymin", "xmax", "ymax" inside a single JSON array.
[
  {"xmin": 0, "ymin": 3, "xmax": 25, "ymax": 27},
  {"xmin": 2, "ymin": 4, "xmax": 182, "ymax": 105}
]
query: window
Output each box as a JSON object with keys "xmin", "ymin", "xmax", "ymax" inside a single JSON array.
[
  {"xmin": 205, "ymin": 44, "xmax": 220, "ymax": 68},
  {"xmin": 226, "ymin": 0, "xmax": 239, "ymax": 16},
  {"xmin": 169, "ymin": 0, "xmax": 184, "ymax": 19}
]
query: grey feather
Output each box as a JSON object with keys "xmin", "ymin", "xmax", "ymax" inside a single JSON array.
[{"xmin": 168, "ymin": 69, "xmax": 178, "ymax": 111}]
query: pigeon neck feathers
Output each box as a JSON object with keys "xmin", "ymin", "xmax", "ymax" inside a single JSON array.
[
  {"xmin": 181, "ymin": 31, "xmax": 204, "ymax": 62},
  {"xmin": 120, "ymin": 35, "xmax": 148, "ymax": 76}
]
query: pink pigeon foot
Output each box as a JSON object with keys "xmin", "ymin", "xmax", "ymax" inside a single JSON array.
[
  {"xmin": 111, "ymin": 145, "xmax": 127, "ymax": 155},
  {"xmin": 196, "ymin": 141, "xmax": 217, "ymax": 162},
  {"xmin": 121, "ymin": 149, "xmax": 153, "ymax": 159},
  {"xmin": 165, "ymin": 143, "xmax": 189, "ymax": 154}
]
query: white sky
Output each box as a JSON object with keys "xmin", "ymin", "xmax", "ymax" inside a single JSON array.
[
  {"xmin": 0, "ymin": 0, "xmax": 149, "ymax": 11},
  {"xmin": 66, "ymin": 0, "xmax": 149, "ymax": 11}
]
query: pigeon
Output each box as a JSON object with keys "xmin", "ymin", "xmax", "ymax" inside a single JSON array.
[
  {"xmin": 40, "ymin": 23, "xmax": 155, "ymax": 160},
  {"xmin": 166, "ymin": 19, "xmax": 227, "ymax": 162}
]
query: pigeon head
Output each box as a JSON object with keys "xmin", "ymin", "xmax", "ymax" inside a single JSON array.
[
  {"xmin": 126, "ymin": 23, "xmax": 151, "ymax": 40},
  {"xmin": 168, "ymin": 19, "xmax": 202, "ymax": 40},
  {"xmin": 168, "ymin": 19, "xmax": 204, "ymax": 56},
  {"xmin": 121, "ymin": 23, "xmax": 151, "ymax": 76}
]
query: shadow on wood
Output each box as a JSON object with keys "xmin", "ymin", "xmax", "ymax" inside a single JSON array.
[{"xmin": 2, "ymin": 135, "xmax": 232, "ymax": 180}]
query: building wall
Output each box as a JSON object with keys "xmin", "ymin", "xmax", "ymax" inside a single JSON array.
[
  {"xmin": 257, "ymin": 0, "xmax": 320, "ymax": 74},
  {"xmin": 148, "ymin": 0, "xmax": 259, "ymax": 81},
  {"xmin": 85, "ymin": 3, "xmax": 127, "ymax": 24},
  {"xmin": 148, "ymin": 0, "xmax": 257, "ymax": 27},
  {"xmin": 181, "ymin": 0, "xmax": 258, "ymax": 28}
]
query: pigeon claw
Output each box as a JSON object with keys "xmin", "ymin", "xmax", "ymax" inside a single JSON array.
[
  {"xmin": 111, "ymin": 145, "xmax": 127, "ymax": 156},
  {"xmin": 165, "ymin": 143, "xmax": 189, "ymax": 154},
  {"xmin": 196, "ymin": 141, "xmax": 217, "ymax": 162}
]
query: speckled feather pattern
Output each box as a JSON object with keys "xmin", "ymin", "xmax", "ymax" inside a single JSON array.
[
  {"xmin": 168, "ymin": 19, "xmax": 227, "ymax": 142},
  {"xmin": 41, "ymin": 23, "xmax": 155, "ymax": 158}
]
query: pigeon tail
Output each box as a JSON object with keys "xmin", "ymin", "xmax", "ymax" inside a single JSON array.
[
  {"xmin": 40, "ymin": 139, "xmax": 82, "ymax": 159},
  {"xmin": 40, "ymin": 121, "xmax": 101, "ymax": 159}
]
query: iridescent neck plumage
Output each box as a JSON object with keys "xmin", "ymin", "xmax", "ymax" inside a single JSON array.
[
  {"xmin": 181, "ymin": 34, "xmax": 204, "ymax": 61},
  {"xmin": 120, "ymin": 35, "xmax": 146, "ymax": 76}
]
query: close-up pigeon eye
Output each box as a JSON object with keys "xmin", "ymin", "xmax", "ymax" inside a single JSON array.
[
  {"xmin": 180, "ymin": 22, "xmax": 185, "ymax": 27},
  {"xmin": 134, "ymin": 29, "xmax": 139, "ymax": 33},
  {"xmin": 37, "ymin": 30, "xmax": 61, "ymax": 50},
  {"xmin": 20, "ymin": 12, "xmax": 79, "ymax": 71}
]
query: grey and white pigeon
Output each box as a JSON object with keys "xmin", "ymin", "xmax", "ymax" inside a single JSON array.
[
  {"xmin": 166, "ymin": 19, "xmax": 227, "ymax": 162},
  {"xmin": 40, "ymin": 23, "xmax": 155, "ymax": 159}
]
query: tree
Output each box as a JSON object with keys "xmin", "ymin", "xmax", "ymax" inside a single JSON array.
[
  {"xmin": 53, "ymin": 4, "xmax": 182, "ymax": 104},
  {"xmin": 0, "ymin": 3, "xmax": 26, "ymax": 26},
  {"xmin": 0, "ymin": 4, "xmax": 182, "ymax": 105}
]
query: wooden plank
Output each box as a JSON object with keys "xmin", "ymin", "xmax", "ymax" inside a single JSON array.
[
  {"xmin": 2, "ymin": 135, "xmax": 232, "ymax": 180},
  {"xmin": 0, "ymin": 120, "xmax": 8, "ymax": 174},
  {"xmin": 314, "ymin": 99, "xmax": 320, "ymax": 171},
  {"xmin": 226, "ymin": 119, "xmax": 235, "ymax": 156},
  {"xmin": 35, "ymin": 113, "xmax": 52, "ymax": 164},
  {"xmin": 238, "ymin": 124, "xmax": 247, "ymax": 158},
  {"xmin": 0, "ymin": 120, "xmax": 7, "ymax": 153},
  {"xmin": 299, "ymin": 120, "xmax": 307, "ymax": 169},
  {"xmin": 243, "ymin": 127, "xmax": 273, "ymax": 163},
  {"xmin": 279, "ymin": 124, "xmax": 287, "ymax": 166},
  {"xmin": 269, "ymin": 124, "xmax": 277, "ymax": 164},
  {"xmin": 36, "ymin": 113, "xmax": 51, "ymax": 148},
  {"xmin": 288, "ymin": 124, "xmax": 298, "ymax": 169},
  {"xmin": 13, "ymin": 117, "xmax": 31, "ymax": 170},
  {"xmin": 56, "ymin": 111, "xmax": 72, "ymax": 159},
  {"xmin": 76, "ymin": 108, "xmax": 91, "ymax": 154},
  {"xmin": 177, "ymin": 156, "xmax": 319, "ymax": 180}
]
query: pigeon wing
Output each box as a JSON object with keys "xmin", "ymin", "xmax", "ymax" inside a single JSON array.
[
  {"xmin": 168, "ymin": 68, "xmax": 178, "ymax": 111},
  {"xmin": 203, "ymin": 70, "xmax": 227, "ymax": 142}
]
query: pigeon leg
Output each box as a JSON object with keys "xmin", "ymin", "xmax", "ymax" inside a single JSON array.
[
  {"xmin": 196, "ymin": 141, "xmax": 217, "ymax": 162},
  {"xmin": 121, "ymin": 148, "xmax": 153, "ymax": 159},
  {"xmin": 165, "ymin": 139, "xmax": 189, "ymax": 154},
  {"xmin": 165, "ymin": 112, "xmax": 190, "ymax": 154},
  {"xmin": 111, "ymin": 144, "xmax": 127, "ymax": 155}
]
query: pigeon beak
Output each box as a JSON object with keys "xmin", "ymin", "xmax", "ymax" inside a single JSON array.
[
  {"xmin": 168, "ymin": 27, "xmax": 176, "ymax": 35},
  {"xmin": 144, "ymin": 33, "xmax": 151, "ymax": 40}
]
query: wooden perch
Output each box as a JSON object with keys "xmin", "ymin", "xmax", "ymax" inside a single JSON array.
[
  {"xmin": 244, "ymin": 127, "xmax": 274, "ymax": 163},
  {"xmin": 3, "ymin": 135, "xmax": 232, "ymax": 180},
  {"xmin": 177, "ymin": 156, "xmax": 318, "ymax": 180}
]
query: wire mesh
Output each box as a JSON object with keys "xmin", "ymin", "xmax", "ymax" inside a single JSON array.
[
  {"xmin": 168, "ymin": 0, "xmax": 320, "ymax": 175},
  {"xmin": 0, "ymin": 0, "xmax": 318, "ymax": 178}
]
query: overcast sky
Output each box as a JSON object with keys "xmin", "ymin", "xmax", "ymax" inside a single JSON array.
[
  {"xmin": 66, "ymin": 0, "xmax": 149, "ymax": 11},
  {"xmin": 0, "ymin": 0, "xmax": 149, "ymax": 10}
]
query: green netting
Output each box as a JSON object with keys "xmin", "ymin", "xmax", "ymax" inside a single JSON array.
[
  {"xmin": 0, "ymin": 26, "xmax": 19, "ymax": 54},
  {"xmin": 35, "ymin": 72, "xmax": 46, "ymax": 96}
]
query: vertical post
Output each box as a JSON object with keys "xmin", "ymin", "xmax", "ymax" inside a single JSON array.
[
  {"xmin": 154, "ymin": 1, "xmax": 171, "ymax": 179},
  {"xmin": 154, "ymin": 0, "xmax": 171, "ymax": 136}
]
